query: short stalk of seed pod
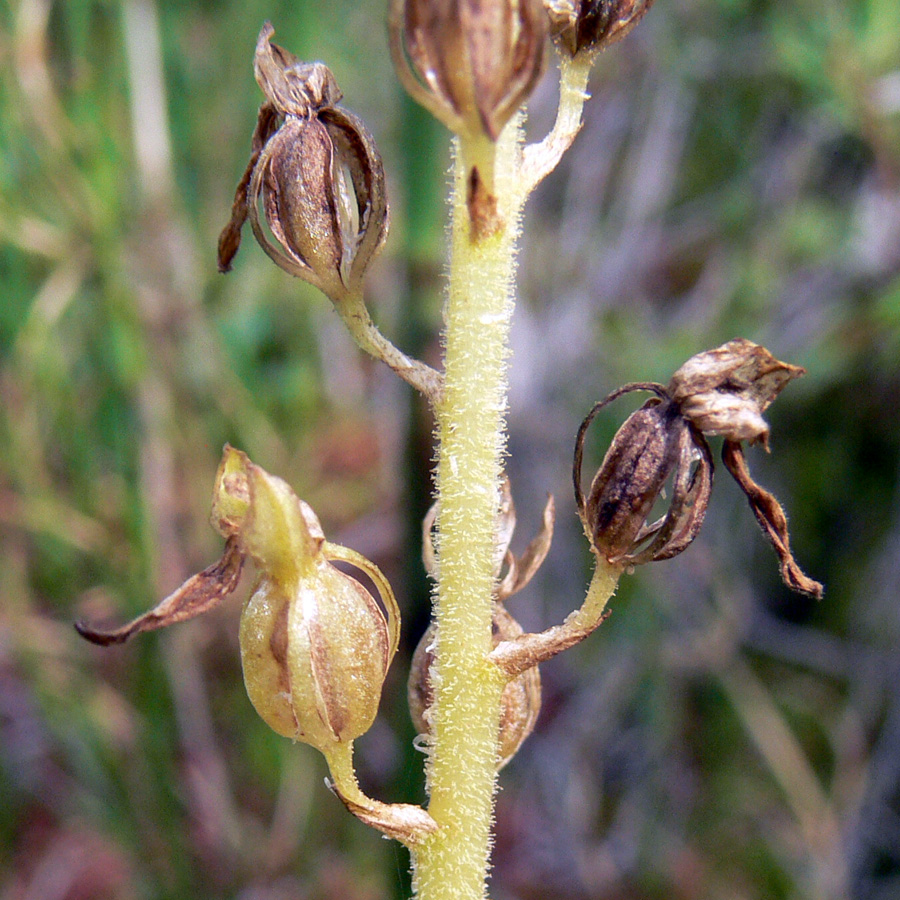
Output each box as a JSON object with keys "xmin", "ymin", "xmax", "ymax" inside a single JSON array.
[
  {"xmin": 519, "ymin": 50, "xmax": 594, "ymax": 195},
  {"xmin": 490, "ymin": 555, "xmax": 622, "ymax": 679},
  {"xmin": 333, "ymin": 292, "xmax": 444, "ymax": 402},
  {"xmin": 325, "ymin": 740, "xmax": 438, "ymax": 845}
]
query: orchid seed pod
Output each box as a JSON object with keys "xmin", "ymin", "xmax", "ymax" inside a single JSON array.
[
  {"xmin": 218, "ymin": 23, "xmax": 389, "ymax": 300},
  {"xmin": 389, "ymin": 0, "xmax": 548, "ymax": 140},
  {"xmin": 76, "ymin": 445, "xmax": 401, "ymax": 756},
  {"xmin": 212, "ymin": 446, "xmax": 401, "ymax": 752},
  {"xmin": 545, "ymin": 0, "xmax": 656, "ymax": 59},
  {"xmin": 574, "ymin": 340, "xmax": 822, "ymax": 598}
]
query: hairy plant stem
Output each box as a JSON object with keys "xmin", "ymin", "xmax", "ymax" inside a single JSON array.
[{"xmin": 411, "ymin": 121, "xmax": 524, "ymax": 900}]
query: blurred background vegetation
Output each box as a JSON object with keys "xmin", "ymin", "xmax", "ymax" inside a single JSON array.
[{"xmin": 1, "ymin": 0, "xmax": 899, "ymax": 898}]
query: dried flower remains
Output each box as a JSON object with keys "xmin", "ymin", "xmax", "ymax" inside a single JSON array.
[
  {"xmin": 545, "ymin": 0, "xmax": 657, "ymax": 58},
  {"xmin": 574, "ymin": 339, "xmax": 823, "ymax": 598},
  {"xmin": 218, "ymin": 23, "xmax": 388, "ymax": 300}
]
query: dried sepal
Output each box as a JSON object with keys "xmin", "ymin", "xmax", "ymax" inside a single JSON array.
[
  {"xmin": 722, "ymin": 441, "xmax": 823, "ymax": 599},
  {"xmin": 422, "ymin": 477, "xmax": 555, "ymax": 601},
  {"xmin": 546, "ymin": 0, "xmax": 656, "ymax": 58},
  {"xmin": 253, "ymin": 22, "xmax": 342, "ymax": 117},
  {"xmin": 497, "ymin": 492, "xmax": 555, "ymax": 602},
  {"xmin": 390, "ymin": 0, "xmax": 548, "ymax": 140},
  {"xmin": 323, "ymin": 542, "xmax": 401, "ymax": 664},
  {"xmin": 668, "ymin": 338, "xmax": 806, "ymax": 449},
  {"xmin": 494, "ymin": 476, "xmax": 518, "ymax": 577},
  {"xmin": 330, "ymin": 788, "xmax": 438, "ymax": 845},
  {"xmin": 573, "ymin": 381, "xmax": 669, "ymax": 519},
  {"xmin": 75, "ymin": 538, "xmax": 244, "ymax": 646},
  {"xmin": 218, "ymin": 102, "xmax": 281, "ymax": 272},
  {"xmin": 320, "ymin": 105, "xmax": 390, "ymax": 294},
  {"xmin": 632, "ymin": 429, "xmax": 713, "ymax": 563},
  {"xmin": 219, "ymin": 23, "xmax": 389, "ymax": 298}
]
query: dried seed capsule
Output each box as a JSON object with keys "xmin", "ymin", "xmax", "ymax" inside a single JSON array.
[
  {"xmin": 582, "ymin": 397, "xmax": 685, "ymax": 562},
  {"xmin": 390, "ymin": 0, "xmax": 548, "ymax": 140},
  {"xmin": 545, "ymin": 0, "xmax": 656, "ymax": 58},
  {"xmin": 575, "ymin": 340, "xmax": 821, "ymax": 596},
  {"xmin": 76, "ymin": 444, "xmax": 401, "ymax": 754},
  {"xmin": 219, "ymin": 24, "xmax": 388, "ymax": 299}
]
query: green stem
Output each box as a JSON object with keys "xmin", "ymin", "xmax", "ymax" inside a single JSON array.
[
  {"xmin": 411, "ymin": 121, "xmax": 524, "ymax": 900},
  {"xmin": 490, "ymin": 558, "xmax": 622, "ymax": 680},
  {"xmin": 520, "ymin": 52, "xmax": 593, "ymax": 195},
  {"xmin": 334, "ymin": 292, "xmax": 443, "ymax": 402}
]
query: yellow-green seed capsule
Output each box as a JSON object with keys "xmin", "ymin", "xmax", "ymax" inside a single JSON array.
[{"xmin": 213, "ymin": 446, "xmax": 401, "ymax": 753}]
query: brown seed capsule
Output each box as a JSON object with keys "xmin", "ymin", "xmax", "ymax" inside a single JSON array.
[
  {"xmin": 575, "ymin": 340, "xmax": 822, "ymax": 597},
  {"xmin": 583, "ymin": 397, "xmax": 683, "ymax": 561},
  {"xmin": 545, "ymin": 0, "xmax": 656, "ymax": 58},
  {"xmin": 390, "ymin": 0, "xmax": 548, "ymax": 140},
  {"xmin": 219, "ymin": 23, "xmax": 388, "ymax": 299}
]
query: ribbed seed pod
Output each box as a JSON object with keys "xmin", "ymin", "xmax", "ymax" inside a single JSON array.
[
  {"xmin": 409, "ymin": 606, "xmax": 541, "ymax": 771},
  {"xmin": 390, "ymin": 0, "xmax": 548, "ymax": 140},
  {"xmin": 219, "ymin": 23, "xmax": 388, "ymax": 300},
  {"xmin": 212, "ymin": 446, "xmax": 401, "ymax": 753}
]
